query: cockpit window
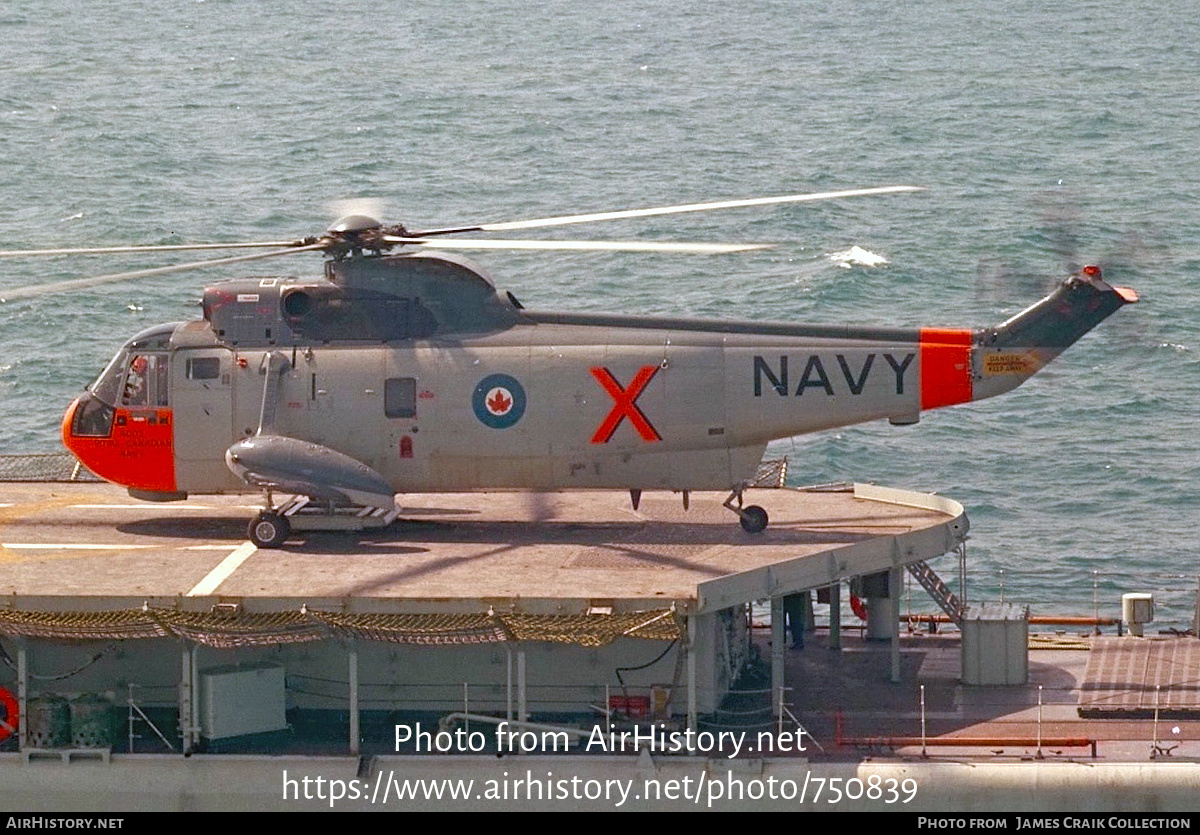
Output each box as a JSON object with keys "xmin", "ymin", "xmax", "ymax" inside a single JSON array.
[
  {"xmin": 71, "ymin": 396, "xmax": 115, "ymax": 437},
  {"xmin": 122, "ymin": 355, "xmax": 150, "ymax": 406},
  {"xmin": 90, "ymin": 349, "xmax": 128, "ymax": 407},
  {"xmin": 88, "ymin": 323, "xmax": 179, "ymax": 408},
  {"xmin": 121, "ymin": 354, "xmax": 168, "ymax": 407}
]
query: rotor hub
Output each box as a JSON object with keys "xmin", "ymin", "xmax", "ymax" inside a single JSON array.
[
  {"xmin": 327, "ymin": 214, "xmax": 383, "ymax": 235},
  {"xmin": 323, "ymin": 214, "xmax": 396, "ymax": 257}
]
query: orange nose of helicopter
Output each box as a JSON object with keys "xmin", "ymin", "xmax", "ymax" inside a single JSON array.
[{"xmin": 61, "ymin": 394, "xmax": 179, "ymax": 496}]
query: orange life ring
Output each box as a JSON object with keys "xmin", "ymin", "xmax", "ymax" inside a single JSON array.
[
  {"xmin": 0, "ymin": 686, "xmax": 17, "ymax": 743},
  {"xmin": 850, "ymin": 595, "xmax": 868, "ymax": 621}
]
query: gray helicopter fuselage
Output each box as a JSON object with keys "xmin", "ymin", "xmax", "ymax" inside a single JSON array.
[{"xmin": 63, "ymin": 251, "xmax": 1137, "ymax": 502}]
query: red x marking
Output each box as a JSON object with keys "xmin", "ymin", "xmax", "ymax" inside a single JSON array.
[{"xmin": 590, "ymin": 365, "xmax": 662, "ymax": 444}]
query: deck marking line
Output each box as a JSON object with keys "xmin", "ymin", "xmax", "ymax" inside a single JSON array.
[
  {"xmin": 71, "ymin": 504, "xmax": 261, "ymax": 510},
  {"xmin": 1, "ymin": 543, "xmax": 155, "ymax": 550},
  {"xmin": 186, "ymin": 541, "xmax": 258, "ymax": 596},
  {"xmin": 73, "ymin": 504, "xmax": 218, "ymax": 510}
]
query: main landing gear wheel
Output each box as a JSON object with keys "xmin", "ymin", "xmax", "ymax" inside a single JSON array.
[
  {"xmin": 739, "ymin": 505, "xmax": 769, "ymax": 534},
  {"xmin": 248, "ymin": 511, "xmax": 290, "ymax": 548}
]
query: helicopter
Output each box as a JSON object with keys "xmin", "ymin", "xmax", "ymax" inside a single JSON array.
[{"xmin": 0, "ymin": 186, "xmax": 1138, "ymax": 548}]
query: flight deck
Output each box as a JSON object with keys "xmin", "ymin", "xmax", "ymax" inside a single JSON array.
[{"xmin": 0, "ymin": 480, "xmax": 965, "ymax": 615}]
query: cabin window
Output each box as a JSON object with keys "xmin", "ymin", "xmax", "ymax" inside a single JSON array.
[
  {"xmin": 385, "ymin": 377, "xmax": 417, "ymax": 418},
  {"xmin": 186, "ymin": 356, "xmax": 221, "ymax": 380}
]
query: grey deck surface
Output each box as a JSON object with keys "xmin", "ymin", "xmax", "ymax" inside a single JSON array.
[{"xmin": 0, "ymin": 482, "xmax": 960, "ymax": 614}]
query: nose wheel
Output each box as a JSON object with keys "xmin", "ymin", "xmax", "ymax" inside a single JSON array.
[{"xmin": 248, "ymin": 511, "xmax": 290, "ymax": 549}]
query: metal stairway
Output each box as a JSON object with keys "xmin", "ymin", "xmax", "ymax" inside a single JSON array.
[{"xmin": 906, "ymin": 560, "xmax": 963, "ymax": 624}]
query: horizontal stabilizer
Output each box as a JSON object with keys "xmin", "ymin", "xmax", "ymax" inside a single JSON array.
[{"xmin": 225, "ymin": 436, "xmax": 395, "ymax": 510}]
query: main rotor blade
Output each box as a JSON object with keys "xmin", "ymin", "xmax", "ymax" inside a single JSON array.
[
  {"xmin": 0, "ymin": 243, "xmax": 326, "ymax": 302},
  {"xmin": 0, "ymin": 240, "xmax": 309, "ymax": 258},
  {"xmin": 384, "ymin": 237, "xmax": 772, "ymax": 254},
  {"xmin": 413, "ymin": 185, "xmax": 924, "ymax": 236}
]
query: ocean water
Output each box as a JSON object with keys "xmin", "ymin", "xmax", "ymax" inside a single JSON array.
[{"xmin": 0, "ymin": 0, "xmax": 1196, "ymax": 625}]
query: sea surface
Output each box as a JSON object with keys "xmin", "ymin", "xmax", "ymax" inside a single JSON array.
[{"xmin": 0, "ymin": 0, "xmax": 1196, "ymax": 626}]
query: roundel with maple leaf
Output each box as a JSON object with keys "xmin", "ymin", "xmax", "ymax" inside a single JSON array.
[{"xmin": 472, "ymin": 373, "xmax": 527, "ymax": 429}]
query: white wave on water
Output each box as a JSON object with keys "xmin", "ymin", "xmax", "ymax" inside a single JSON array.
[{"xmin": 826, "ymin": 245, "xmax": 888, "ymax": 268}]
